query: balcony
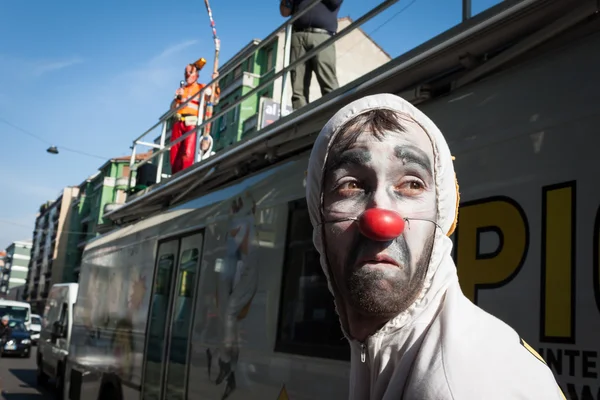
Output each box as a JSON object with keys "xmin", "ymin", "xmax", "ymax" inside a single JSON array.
[
  {"xmin": 115, "ymin": 177, "xmax": 129, "ymax": 189},
  {"xmin": 71, "ymin": 196, "xmax": 82, "ymax": 208},
  {"xmin": 219, "ymin": 72, "xmax": 259, "ymax": 98},
  {"xmin": 104, "ymin": 203, "xmax": 123, "ymax": 214},
  {"xmin": 81, "ymin": 213, "xmax": 93, "ymax": 224}
]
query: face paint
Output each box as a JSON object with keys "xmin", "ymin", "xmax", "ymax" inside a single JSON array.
[{"xmin": 322, "ymin": 116, "xmax": 437, "ymax": 317}]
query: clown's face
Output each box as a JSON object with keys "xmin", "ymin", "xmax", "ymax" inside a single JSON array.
[
  {"xmin": 322, "ymin": 111, "xmax": 437, "ymax": 318},
  {"xmin": 185, "ymin": 65, "xmax": 198, "ymax": 85}
]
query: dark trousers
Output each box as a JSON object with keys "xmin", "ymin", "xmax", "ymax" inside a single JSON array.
[{"xmin": 290, "ymin": 31, "xmax": 339, "ymax": 110}]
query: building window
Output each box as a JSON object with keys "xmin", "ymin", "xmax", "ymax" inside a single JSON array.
[
  {"xmin": 275, "ymin": 199, "xmax": 349, "ymax": 360},
  {"xmin": 234, "ymin": 65, "xmax": 242, "ymax": 79},
  {"xmin": 266, "ymin": 47, "xmax": 274, "ymax": 71},
  {"xmin": 232, "ymin": 96, "xmax": 239, "ymax": 124},
  {"xmin": 219, "ymin": 104, "xmax": 229, "ymax": 132}
]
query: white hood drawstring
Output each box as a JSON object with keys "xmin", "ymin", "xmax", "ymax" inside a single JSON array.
[{"xmin": 306, "ymin": 93, "xmax": 565, "ymax": 400}]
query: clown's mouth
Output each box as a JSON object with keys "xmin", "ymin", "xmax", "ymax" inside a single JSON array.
[{"xmin": 358, "ymin": 254, "xmax": 399, "ymax": 268}]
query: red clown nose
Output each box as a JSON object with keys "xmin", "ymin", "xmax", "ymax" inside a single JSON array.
[{"xmin": 358, "ymin": 208, "xmax": 406, "ymax": 241}]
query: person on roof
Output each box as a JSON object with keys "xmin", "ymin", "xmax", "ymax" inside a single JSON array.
[
  {"xmin": 305, "ymin": 93, "xmax": 566, "ymax": 399},
  {"xmin": 280, "ymin": 0, "xmax": 342, "ymax": 110},
  {"xmin": 170, "ymin": 63, "xmax": 219, "ymax": 174}
]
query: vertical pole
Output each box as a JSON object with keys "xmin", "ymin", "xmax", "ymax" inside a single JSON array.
[
  {"xmin": 203, "ymin": 0, "xmax": 220, "ymax": 139},
  {"xmin": 128, "ymin": 144, "xmax": 137, "ymax": 190},
  {"xmin": 195, "ymin": 94, "xmax": 207, "ymax": 163},
  {"xmin": 462, "ymin": 0, "xmax": 472, "ymax": 21},
  {"xmin": 156, "ymin": 122, "xmax": 167, "ymax": 183},
  {"xmin": 280, "ymin": 23, "xmax": 293, "ymax": 118}
]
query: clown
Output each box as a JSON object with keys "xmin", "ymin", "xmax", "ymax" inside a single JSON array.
[{"xmin": 306, "ymin": 93, "xmax": 566, "ymax": 399}]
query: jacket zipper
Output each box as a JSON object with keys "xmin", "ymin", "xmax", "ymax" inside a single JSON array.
[{"xmin": 360, "ymin": 342, "xmax": 367, "ymax": 363}]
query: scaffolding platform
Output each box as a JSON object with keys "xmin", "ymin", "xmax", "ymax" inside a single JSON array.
[{"xmin": 105, "ymin": 0, "xmax": 590, "ymax": 225}]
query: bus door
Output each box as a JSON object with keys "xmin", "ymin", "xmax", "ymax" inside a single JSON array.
[{"xmin": 141, "ymin": 231, "xmax": 205, "ymax": 400}]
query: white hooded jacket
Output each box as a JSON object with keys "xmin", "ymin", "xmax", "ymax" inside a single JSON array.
[{"xmin": 306, "ymin": 93, "xmax": 566, "ymax": 400}]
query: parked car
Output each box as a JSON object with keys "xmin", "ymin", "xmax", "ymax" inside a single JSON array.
[
  {"xmin": 30, "ymin": 314, "xmax": 42, "ymax": 345},
  {"xmin": 1, "ymin": 320, "xmax": 32, "ymax": 358}
]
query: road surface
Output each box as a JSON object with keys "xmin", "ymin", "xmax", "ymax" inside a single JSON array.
[{"xmin": 0, "ymin": 348, "xmax": 54, "ymax": 399}]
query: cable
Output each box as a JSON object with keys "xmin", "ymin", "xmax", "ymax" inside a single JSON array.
[
  {"xmin": 0, "ymin": 117, "xmax": 108, "ymax": 160},
  {"xmin": 0, "ymin": 218, "xmax": 92, "ymax": 237},
  {"xmin": 338, "ymin": 0, "xmax": 420, "ymax": 61}
]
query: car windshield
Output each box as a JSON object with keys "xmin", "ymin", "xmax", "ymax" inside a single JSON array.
[
  {"xmin": 7, "ymin": 320, "xmax": 26, "ymax": 332},
  {"xmin": 31, "ymin": 316, "xmax": 41, "ymax": 325},
  {"xmin": 0, "ymin": 306, "xmax": 29, "ymax": 322}
]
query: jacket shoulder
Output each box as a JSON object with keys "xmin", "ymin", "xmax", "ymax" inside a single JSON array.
[{"xmin": 438, "ymin": 284, "xmax": 566, "ymax": 399}]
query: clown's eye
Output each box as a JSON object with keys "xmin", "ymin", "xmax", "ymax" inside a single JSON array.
[
  {"xmin": 336, "ymin": 180, "xmax": 362, "ymax": 195},
  {"xmin": 396, "ymin": 179, "xmax": 425, "ymax": 196}
]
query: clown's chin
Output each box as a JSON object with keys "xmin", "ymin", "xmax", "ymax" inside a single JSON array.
[{"xmin": 347, "ymin": 267, "xmax": 412, "ymax": 317}]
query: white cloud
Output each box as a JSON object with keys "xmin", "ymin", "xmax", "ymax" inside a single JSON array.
[
  {"xmin": 150, "ymin": 40, "xmax": 199, "ymax": 64},
  {"xmin": 0, "ymin": 54, "xmax": 84, "ymax": 82},
  {"xmin": 94, "ymin": 39, "xmax": 202, "ymax": 111},
  {"xmin": 33, "ymin": 57, "xmax": 84, "ymax": 77}
]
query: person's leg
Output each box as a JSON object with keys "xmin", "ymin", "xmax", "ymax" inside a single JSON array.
[
  {"xmin": 290, "ymin": 32, "xmax": 311, "ymax": 110},
  {"xmin": 310, "ymin": 32, "xmax": 339, "ymax": 95},
  {"xmin": 181, "ymin": 123, "xmax": 197, "ymax": 170},
  {"xmin": 170, "ymin": 121, "xmax": 184, "ymax": 174}
]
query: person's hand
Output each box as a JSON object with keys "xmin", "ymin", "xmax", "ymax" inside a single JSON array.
[{"xmin": 175, "ymin": 88, "xmax": 184, "ymax": 96}]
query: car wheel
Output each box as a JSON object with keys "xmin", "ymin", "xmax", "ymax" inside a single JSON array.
[{"xmin": 36, "ymin": 358, "xmax": 49, "ymax": 386}]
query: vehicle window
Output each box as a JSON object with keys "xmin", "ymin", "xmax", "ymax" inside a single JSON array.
[
  {"xmin": 142, "ymin": 240, "xmax": 178, "ymax": 400},
  {"xmin": 59, "ymin": 304, "xmax": 68, "ymax": 327},
  {"xmin": 8, "ymin": 321, "xmax": 26, "ymax": 332},
  {"xmin": 45, "ymin": 298, "xmax": 61, "ymax": 325},
  {"xmin": 275, "ymin": 199, "xmax": 350, "ymax": 360},
  {"xmin": 178, "ymin": 248, "xmax": 199, "ymax": 298},
  {"xmin": 32, "ymin": 316, "xmax": 42, "ymax": 325},
  {"xmin": 0, "ymin": 306, "xmax": 29, "ymax": 322}
]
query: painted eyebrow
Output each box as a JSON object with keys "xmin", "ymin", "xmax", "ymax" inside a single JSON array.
[
  {"xmin": 394, "ymin": 145, "xmax": 433, "ymax": 176},
  {"xmin": 328, "ymin": 148, "xmax": 372, "ymax": 171}
]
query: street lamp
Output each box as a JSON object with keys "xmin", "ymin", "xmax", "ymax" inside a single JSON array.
[{"xmin": 46, "ymin": 146, "xmax": 59, "ymax": 154}]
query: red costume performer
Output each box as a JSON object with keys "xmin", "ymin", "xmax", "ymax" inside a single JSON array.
[{"xmin": 170, "ymin": 64, "xmax": 217, "ymax": 174}]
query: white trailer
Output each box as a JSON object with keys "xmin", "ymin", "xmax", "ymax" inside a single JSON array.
[{"xmin": 65, "ymin": 0, "xmax": 600, "ymax": 399}]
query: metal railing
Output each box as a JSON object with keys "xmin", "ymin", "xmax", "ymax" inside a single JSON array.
[
  {"xmin": 127, "ymin": 0, "xmax": 404, "ymax": 189},
  {"xmin": 128, "ymin": 0, "xmax": 481, "ymax": 190}
]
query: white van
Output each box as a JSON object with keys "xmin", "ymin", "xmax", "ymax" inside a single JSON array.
[
  {"xmin": 30, "ymin": 314, "xmax": 42, "ymax": 344},
  {"xmin": 0, "ymin": 299, "xmax": 32, "ymax": 330},
  {"xmin": 36, "ymin": 283, "xmax": 78, "ymax": 398}
]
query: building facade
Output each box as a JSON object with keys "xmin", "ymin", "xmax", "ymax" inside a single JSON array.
[
  {"xmin": 0, "ymin": 241, "xmax": 32, "ymax": 299},
  {"xmin": 210, "ymin": 17, "xmax": 392, "ymax": 151},
  {"xmin": 63, "ymin": 153, "xmax": 150, "ymax": 282},
  {"xmin": 24, "ymin": 188, "xmax": 78, "ymax": 314}
]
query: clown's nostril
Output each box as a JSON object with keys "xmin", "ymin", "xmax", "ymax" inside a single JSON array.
[{"xmin": 358, "ymin": 208, "xmax": 405, "ymax": 241}]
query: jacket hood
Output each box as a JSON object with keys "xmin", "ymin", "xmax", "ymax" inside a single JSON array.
[
  {"xmin": 306, "ymin": 93, "xmax": 459, "ymax": 341},
  {"xmin": 200, "ymin": 135, "xmax": 215, "ymax": 161}
]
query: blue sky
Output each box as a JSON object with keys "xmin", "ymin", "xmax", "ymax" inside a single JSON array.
[{"xmin": 0, "ymin": 0, "xmax": 500, "ymax": 248}]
